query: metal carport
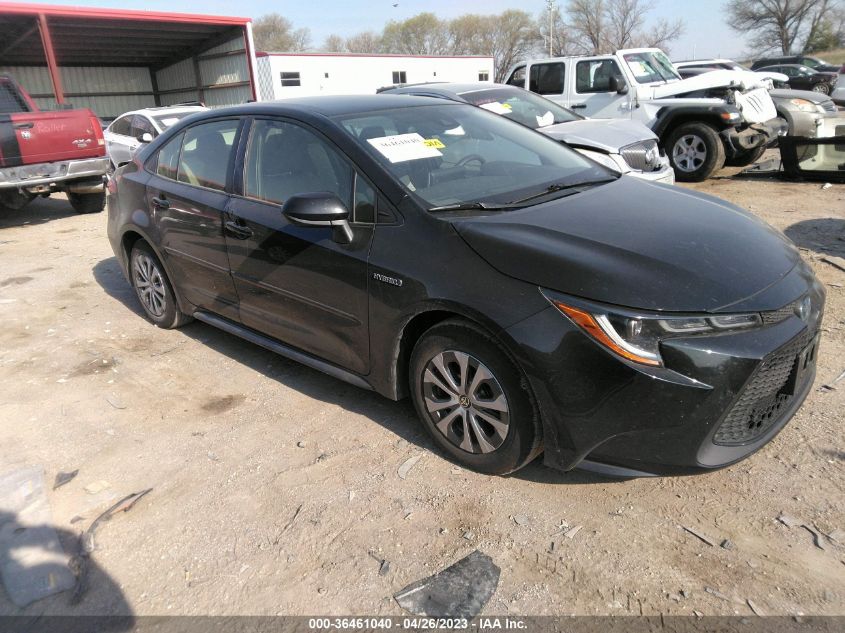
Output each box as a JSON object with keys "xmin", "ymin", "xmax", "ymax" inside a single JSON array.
[{"xmin": 0, "ymin": 2, "xmax": 259, "ymax": 119}]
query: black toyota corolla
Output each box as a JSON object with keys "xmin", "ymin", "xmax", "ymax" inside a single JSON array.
[{"xmin": 106, "ymin": 95, "xmax": 824, "ymax": 477}]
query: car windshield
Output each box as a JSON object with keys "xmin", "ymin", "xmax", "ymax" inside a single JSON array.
[
  {"xmin": 335, "ymin": 103, "xmax": 613, "ymax": 209},
  {"xmin": 152, "ymin": 111, "xmax": 198, "ymax": 130},
  {"xmin": 623, "ymin": 51, "xmax": 681, "ymax": 83},
  {"xmin": 458, "ymin": 87, "xmax": 583, "ymax": 129}
]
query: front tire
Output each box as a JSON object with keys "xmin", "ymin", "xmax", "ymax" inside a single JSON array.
[
  {"xmin": 129, "ymin": 241, "xmax": 191, "ymax": 329},
  {"xmin": 812, "ymin": 83, "xmax": 830, "ymax": 95},
  {"xmin": 409, "ymin": 320, "xmax": 542, "ymax": 475},
  {"xmin": 68, "ymin": 191, "xmax": 105, "ymax": 214},
  {"xmin": 665, "ymin": 122, "xmax": 726, "ymax": 182}
]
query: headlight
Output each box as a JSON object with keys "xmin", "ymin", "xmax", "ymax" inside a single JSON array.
[
  {"xmin": 548, "ymin": 298, "xmax": 762, "ymax": 367},
  {"xmin": 789, "ymin": 98, "xmax": 818, "ymax": 112}
]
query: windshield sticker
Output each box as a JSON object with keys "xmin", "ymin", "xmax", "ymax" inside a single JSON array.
[
  {"xmin": 629, "ymin": 61, "xmax": 653, "ymax": 78},
  {"xmin": 367, "ymin": 133, "xmax": 443, "ymax": 163},
  {"xmin": 160, "ymin": 117, "xmax": 180, "ymax": 127},
  {"xmin": 536, "ymin": 111, "xmax": 555, "ymax": 127},
  {"xmin": 478, "ymin": 101, "xmax": 513, "ymax": 115},
  {"xmin": 424, "ymin": 138, "xmax": 446, "ymax": 149},
  {"xmin": 444, "ymin": 125, "xmax": 465, "ymax": 136}
]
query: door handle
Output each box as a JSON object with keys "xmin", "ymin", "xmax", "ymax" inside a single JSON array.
[
  {"xmin": 13, "ymin": 121, "xmax": 34, "ymax": 129},
  {"xmin": 151, "ymin": 196, "xmax": 170, "ymax": 210},
  {"xmin": 571, "ymin": 104, "xmax": 587, "ymax": 109},
  {"xmin": 225, "ymin": 219, "xmax": 253, "ymax": 240}
]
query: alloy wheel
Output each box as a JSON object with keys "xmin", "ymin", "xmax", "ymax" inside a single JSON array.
[
  {"xmin": 133, "ymin": 253, "xmax": 167, "ymax": 317},
  {"xmin": 672, "ymin": 134, "xmax": 707, "ymax": 173},
  {"xmin": 421, "ymin": 350, "xmax": 510, "ymax": 454}
]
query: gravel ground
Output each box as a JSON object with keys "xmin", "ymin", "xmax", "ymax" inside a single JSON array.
[{"xmin": 0, "ymin": 174, "xmax": 843, "ymax": 618}]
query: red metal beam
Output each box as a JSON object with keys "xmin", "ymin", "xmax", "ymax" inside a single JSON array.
[
  {"xmin": 36, "ymin": 12, "xmax": 64, "ymax": 105},
  {"xmin": 0, "ymin": 2, "xmax": 250, "ymax": 26}
]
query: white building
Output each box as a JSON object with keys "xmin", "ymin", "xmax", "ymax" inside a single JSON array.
[{"xmin": 256, "ymin": 52, "xmax": 495, "ymax": 100}]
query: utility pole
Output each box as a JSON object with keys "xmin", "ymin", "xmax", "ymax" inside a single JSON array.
[{"xmin": 546, "ymin": 0, "xmax": 555, "ymax": 57}]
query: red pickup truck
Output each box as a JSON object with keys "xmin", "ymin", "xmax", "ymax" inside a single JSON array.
[{"xmin": 1, "ymin": 73, "xmax": 109, "ymax": 214}]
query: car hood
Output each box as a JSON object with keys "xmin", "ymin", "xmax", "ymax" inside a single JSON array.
[
  {"xmin": 453, "ymin": 177, "xmax": 803, "ymax": 313},
  {"xmin": 649, "ymin": 69, "xmax": 770, "ymax": 98},
  {"xmin": 539, "ymin": 118, "xmax": 656, "ymax": 153},
  {"xmin": 770, "ymin": 88, "xmax": 831, "ymax": 104}
]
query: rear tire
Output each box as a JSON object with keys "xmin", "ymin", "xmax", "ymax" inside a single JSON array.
[
  {"xmin": 665, "ymin": 122, "xmax": 726, "ymax": 182},
  {"xmin": 68, "ymin": 191, "xmax": 105, "ymax": 214},
  {"xmin": 409, "ymin": 319, "xmax": 542, "ymax": 475},
  {"xmin": 129, "ymin": 241, "xmax": 192, "ymax": 329},
  {"xmin": 812, "ymin": 83, "xmax": 830, "ymax": 95}
]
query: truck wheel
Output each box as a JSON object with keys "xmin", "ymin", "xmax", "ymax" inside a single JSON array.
[
  {"xmin": 665, "ymin": 123, "xmax": 726, "ymax": 182},
  {"xmin": 68, "ymin": 191, "xmax": 105, "ymax": 214},
  {"xmin": 725, "ymin": 144, "xmax": 766, "ymax": 167}
]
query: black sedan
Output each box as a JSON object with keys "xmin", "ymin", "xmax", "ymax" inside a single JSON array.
[
  {"xmin": 756, "ymin": 64, "xmax": 838, "ymax": 94},
  {"xmin": 107, "ymin": 96, "xmax": 824, "ymax": 477}
]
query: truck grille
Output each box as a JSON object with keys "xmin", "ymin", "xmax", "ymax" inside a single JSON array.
[
  {"xmin": 620, "ymin": 140, "xmax": 661, "ymax": 172},
  {"xmin": 713, "ymin": 328, "xmax": 817, "ymax": 445}
]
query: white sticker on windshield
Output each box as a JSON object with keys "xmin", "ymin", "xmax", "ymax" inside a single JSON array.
[
  {"xmin": 367, "ymin": 133, "xmax": 442, "ymax": 163},
  {"xmin": 536, "ymin": 111, "xmax": 555, "ymax": 127},
  {"xmin": 478, "ymin": 101, "xmax": 513, "ymax": 115},
  {"xmin": 160, "ymin": 117, "xmax": 180, "ymax": 127}
]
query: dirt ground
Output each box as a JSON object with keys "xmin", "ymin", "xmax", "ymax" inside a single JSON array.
[{"xmin": 0, "ymin": 170, "xmax": 843, "ymax": 618}]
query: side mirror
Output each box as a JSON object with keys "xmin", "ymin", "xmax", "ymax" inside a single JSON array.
[
  {"xmin": 609, "ymin": 75, "xmax": 628, "ymax": 95},
  {"xmin": 282, "ymin": 192, "xmax": 353, "ymax": 244},
  {"xmin": 138, "ymin": 132, "xmax": 153, "ymax": 143}
]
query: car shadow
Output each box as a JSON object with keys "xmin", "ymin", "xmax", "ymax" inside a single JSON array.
[
  {"xmin": 0, "ymin": 196, "xmax": 78, "ymax": 230},
  {"xmin": 92, "ymin": 256, "xmax": 610, "ymax": 486},
  {"xmin": 0, "ymin": 509, "xmax": 134, "ymax": 626},
  {"xmin": 784, "ymin": 218, "xmax": 845, "ymax": 257}
]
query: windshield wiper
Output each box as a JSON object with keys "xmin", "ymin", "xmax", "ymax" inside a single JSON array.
[
  {"xmin": 428, "ymin": 201, "xmax": 522, "ymax": 212},
  {"xmin": 508, "ymin": 178, "xmax": 616, "ymax": 205}
]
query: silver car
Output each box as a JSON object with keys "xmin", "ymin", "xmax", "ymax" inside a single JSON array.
[
  {"xmin": 104, "ymin": 105, "xmax": 205, "ymax": 169},
  {"xmin": 379, "ymin": 82, "xmax": 675, "ymax": 184}
]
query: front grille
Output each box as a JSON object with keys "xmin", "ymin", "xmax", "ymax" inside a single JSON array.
[
  {"xmin": 620, "ymin": 140, "xmax": 661, "ymax": 172},
  {"xmin": 713, "ymin": 328, "xmax": 817, "ymax": 445},
  {"xmin": 821, "ymin": 100, "xmax": 837, "ymax": 113}
]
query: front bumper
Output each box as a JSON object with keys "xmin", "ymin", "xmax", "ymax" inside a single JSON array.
[
  {"xmin": 0, "ymin": 157, "xmax": 109, "ymax": 191},
  {"xmin": 723, "ymin": 117, "xmax": 788, "ymax": 155},
  {"xmin": 506, "ymin": 274, "xmax": 824, "ymax": 477},
  {"xmin": 627, "ymin": 158, "xmax": 675, "ymax": 185}
]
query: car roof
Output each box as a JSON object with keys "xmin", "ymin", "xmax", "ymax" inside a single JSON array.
[
  {"xmin": 204, "ymin": 94, "xmax": 460, "ymax": 118},
  {"xmin": 385, "ymin": 82, "xmax": 520, "ymax": 97},
  {"xmin": 119, "ymin": 106, "xmax": 206, "ymax": 119}
]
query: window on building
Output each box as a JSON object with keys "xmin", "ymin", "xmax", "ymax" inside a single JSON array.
[
  {"xmin": 392, "ymin": 71, "xmax": 407, "ymax": 84},
  {"xmin": 281, "ymin": 72, "xmax": 301, "ymax": 87},
  {"xmin": 479, "ymin": 71, "xmax": 490, "ymax": 81}
]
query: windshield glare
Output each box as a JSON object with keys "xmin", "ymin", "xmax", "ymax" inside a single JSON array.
[
  {"xmin": 459, "ymin": 87, "xmax": 582, "ymax": 129},
  {"xmin": 336, "ymin": 104, "xmax": 612, "ymax": 209},
  {"xmin": 624, "ymin": 51, "xmax": 681, "ymax": 84}
]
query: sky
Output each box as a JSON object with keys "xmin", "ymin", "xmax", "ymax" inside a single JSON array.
[{"xmin": 6, "ymin": 0, "xmax": 741, "ymax": 60}]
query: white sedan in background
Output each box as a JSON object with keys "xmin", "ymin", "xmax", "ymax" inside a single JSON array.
[{"xmin": 104, "ymin": 104, "xmax": 206, "ymax": 169}]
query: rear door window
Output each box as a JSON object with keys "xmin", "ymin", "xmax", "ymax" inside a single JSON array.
[
  {"xmin": 529, "ymin": 62, "xmax": 565, "ymax": 95},
  {"xmin": 155, "ymin": 132, "xmax": 183, "ymax": 181},
  {"xmin": 176, "ymin": 119, "xmax": 239, "ymax": 192}
]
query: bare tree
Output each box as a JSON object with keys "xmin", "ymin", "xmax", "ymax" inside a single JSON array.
[
  {"xmin": 640, "ymin": 17, "xmax": 685, "ymax": 51},
  {"xmin": 726, "ymin": 0, "xmax": 838, "ymax": 54},
  {"xmin": 253, "ymin": 13, "xmax": 311, "ymax": 52},
  {"xmin": 345, "ymin": 31, "xmax": 383, "ymax": 54},
  {"xmin": 322, "ymin": 34, "xmax": 345, "ymax": 53},
  {"xmin": 489, "ymin": 10, "xmax": 538, "ymax": 81},
  {"xmin": 381, "ymin": 13, "xmax": 451, "ymax": 55},
  {"xmin": 567, "ymin": 0, "xmax": 607, "ymax": 53}
]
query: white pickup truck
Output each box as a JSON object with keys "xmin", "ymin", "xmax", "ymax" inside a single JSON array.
[{"xmin": 505, "ymin": 48, "xmax": 787, "ymax": 181}]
